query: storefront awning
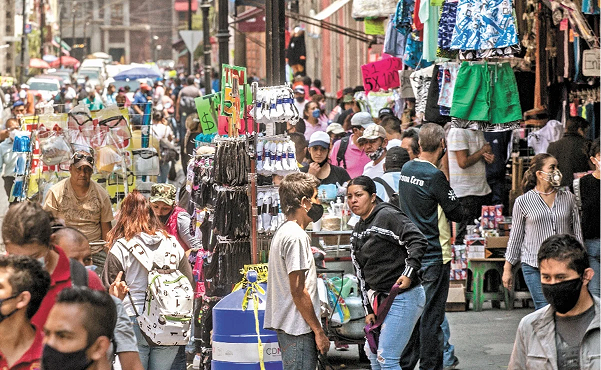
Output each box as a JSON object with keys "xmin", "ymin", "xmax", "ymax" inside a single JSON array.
[
  {"xmin": 313, "ymin": 0, "xmax": 351, "ymax": 21},
  {"xmin": 174, "ymin": 0, "xmax": 198, "ymax": 12}
]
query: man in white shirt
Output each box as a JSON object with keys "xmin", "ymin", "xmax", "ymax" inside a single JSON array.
[
  {"xmin": 359, "ymin": 124, "xmax": 388, "ymax": 179},
  {"xmin": 293, "ymin": 86, "xmax": 307, "ymax": 116},
  {"xmin": 447, "ymin": 127, "xmax": 494, "ymax": 243},
  {"xmin": 63, "ymin": 81, "xmax": 77, "ymax": 100}
]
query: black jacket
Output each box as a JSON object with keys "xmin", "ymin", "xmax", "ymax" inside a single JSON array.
[
  {"xmin": 350, "ymin": 202, "xmax": 428, "ymax": 315},
  {"xmin": 547, "ymin": 133, "xmax": 591, "ymax": 187}
]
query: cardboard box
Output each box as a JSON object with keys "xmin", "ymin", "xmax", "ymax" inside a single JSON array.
[
  {"xmin": 486, "ymin": 236, "xmax": 510, "ymax": 248},
  {"xmin": 446, "ymin": 283, "xmax": 467, "ymax": 312}
]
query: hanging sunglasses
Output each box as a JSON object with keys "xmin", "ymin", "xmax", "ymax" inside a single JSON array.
[
  {"xmin": 68, "ymin": 111, "xmax": 94, "ymax": 127},
  {"xmin": 98, "ymin": 115, "xmax": 127, "ymax": 128},
  {"xmin": 72, "ymin": 152, "xmax": 95, "ymax": 166},
  {"xmin": 132, "ymin": 149, "xmax": 158, "ymax": 159}
]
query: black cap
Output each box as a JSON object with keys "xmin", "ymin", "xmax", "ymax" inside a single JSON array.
[
  {"xmin": 385, "ymin": 147, "xmax": 410, "ymax": 172},
  {"xmin": 379, "ymin": 107, "xmax": 394, "ymax": 119}
]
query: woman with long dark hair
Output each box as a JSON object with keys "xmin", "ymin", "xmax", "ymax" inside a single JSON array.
[
  {"xmin": 102, "ymin": 190, "xmax": 193, "ymax": 370},
  {"xmin": 347, "ymin": 176, "xmax": 427, "ymax": 369},
  {"xmin": 502, "ymin": 153, "xmax": 583, "ymax": 310}
]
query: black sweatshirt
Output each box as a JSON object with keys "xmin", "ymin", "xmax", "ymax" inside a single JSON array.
[{"xmin": 350, "ymin": 202, "xmax": 428, "ymax": 315}]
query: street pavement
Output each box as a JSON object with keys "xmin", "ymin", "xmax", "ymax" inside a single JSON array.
[
  {"xmin": 0, "ymin": 171, "xmax": 533, "ymax": 370},
  {"xmin": 328, "ymin": 303, "xmax": 533, "ymax": 370}
]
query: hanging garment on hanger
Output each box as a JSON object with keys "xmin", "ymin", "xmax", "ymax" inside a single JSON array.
[
  {"xmin": 450, "ymin": 62, "xmax": 522, "ymax": 131},
  {"xmin": 385, "ymin": 14, "xmax": 409, "ymax": 57},
  {"xmin": 419, "ymin": 0, "xmax": 440, "ymax": 62},
  {"xmin": 437, "ymin": 1, "xmax": 459, "ymax": 59},
  {"xmin": 438, "ymin": 62, "xmax": 461, "ymax": 109},
  {"xmin": 450, "ymin": 0, "xmax": 519, "ymax": 51},
  {"xmin": 394, "ymin": 0, "xmax": 416, "ymax": 34},
  {"xmin": 410, "ymin": 65, "xmax": 436, "ymax": 118},
  {"xmin": 404, "ymin": 32, "xmax": 428, "ymax": 69},
  {"xmin": 424, "ymin": 65, "xmax": 451, "ymax": 123},
  {"xmin": 527, "ymin": 120, "xmax": 564, "ymax": 154}
]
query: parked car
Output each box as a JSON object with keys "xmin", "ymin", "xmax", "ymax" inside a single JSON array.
[
  {"xmin": 75, "ymin": 68, "xmax": 102, "ymax": 88},
  {"xmin": 26, "ymin": 78, "xmax": 60, "ymax": 101}
]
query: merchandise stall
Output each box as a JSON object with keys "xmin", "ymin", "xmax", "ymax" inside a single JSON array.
[{"xmin": 12, "ymin": 101, "xmax": 157, "ymax": 207}]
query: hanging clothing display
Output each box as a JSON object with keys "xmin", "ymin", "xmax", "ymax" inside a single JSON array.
[
  {"xmin": 527, "ymin": 120, "xmax": 564, "ymax": 154},
  {"xmin": 410, "ymin": 65, "xmax": 436, "ymax": 119},
  {"xmin": 424, "ymin": 65, "xmax": 452, "ymax": 124},
  {"xmin": 450, "ymin": 62, "xmax": 522, "ymax": 131},
  {"xmin": 438, "ymin": 62, "xmax": 461, "ymax": 110},
  {"xmin": 419, "ymin": 0, "xmax": 441, "ymax": 62},
  {"xmin": 437, "ymin": 1, "xmax": 459, "ymax": 58},
  {"xmin": 450, "ymin": 0, "xmax": 519, "ymax": 51},
  {"xmin": 385, "ymin": 14, "xmax": 409, "ymax": 57}
]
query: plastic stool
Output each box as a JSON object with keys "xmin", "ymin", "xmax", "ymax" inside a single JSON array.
[{"xmin": 467, "ymin": 258, "xmax": 512, "ymax": 312}]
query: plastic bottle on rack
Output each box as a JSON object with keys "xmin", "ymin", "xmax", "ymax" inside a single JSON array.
[{"xmin": 341, "ymin": 197, "xmax": 351, "ymax": 231}]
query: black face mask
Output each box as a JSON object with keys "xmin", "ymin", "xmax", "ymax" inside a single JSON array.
[
  {"xmin": 0, "ymin": 294, "xmax": 18, "ymax": 323},
  {"xmin": 42, "ymin": 344, "xmax": 94, "ymax": 370},
  {"xmin": 542, "ymin": 277, "xmax": 583, "ymax": 314},
  {"xmin": 438, "ymin": 146, "xmax": 447, "ymax": 162},
  {"xmin": 317, "ymin": 158, "xmax": 329, "ymax": 167},
  {"xmin": 305, "ymin": 201, "xmax": 324, "ymax": 223},
  {"xmin": 296, "ymin": 97, "xmax": 305, "ymax": 103}
]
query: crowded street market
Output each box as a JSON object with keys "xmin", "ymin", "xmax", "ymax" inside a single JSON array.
[{"xmin": 0, "ymin": 0, "xmax": 599, "ymax": 369}]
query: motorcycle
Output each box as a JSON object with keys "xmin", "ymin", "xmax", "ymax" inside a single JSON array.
[{"xmin": 314, "ymin": 252, "xmax": 369, "ymax": 362}]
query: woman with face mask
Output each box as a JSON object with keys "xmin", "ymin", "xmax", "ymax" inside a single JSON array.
[
  {"xmin": 302, "ymin": 101, "xmax": 328, "ymax": 142},
  {"xmin": 346, "ymin": 176, "xmax": 427, "ymax": 370},
  {"xmin": 300, "ymin": 131, "xmax": 350, "ymax": 186},
  {"xmin": 503, "ymin": 153, "xmax": 583, "ymax": 310}
]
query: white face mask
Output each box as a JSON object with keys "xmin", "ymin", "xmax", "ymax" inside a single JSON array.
[{"xmin": 19, "ymin": 90, "xmax": 27, "ymax": 99}]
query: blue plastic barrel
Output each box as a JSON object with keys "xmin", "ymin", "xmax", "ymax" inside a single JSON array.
[{"xmin": 212, "ymin": 283, "xmax": 283, "ymax": 369}]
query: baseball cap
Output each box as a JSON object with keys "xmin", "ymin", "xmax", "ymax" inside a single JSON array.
[
  {"xmin": 308, "ymin": 131, "xmax": 331, "ymax": 148},
  {"xmin": 293, "ymin": 86, "xmax": 305, "ymax": 94},
  {"xmin": 12, "ymin": 101, "xmax": 24, "ymax": 109},
  {"xmin": 140, "ymin": 83, "xmax": 152, "ymax": 92},
  {"xmin": 378, "ymin": 107, "xmax": 394, "ymax": 119},
  {"xmin": 20, "ymin": 84, "xmax": 29, "ymax": 89},
  {"xmin": 342, "ymin": 95, "xmax": 354, "ymax": 103},
  {"xmin": 351, "ymin": 112, "xmax": 375, "ymax": 129},
  {"xmin": 326, "ymin": 123, "xmax": 345, "ymax": 135},
  {"xmin": 64, "ymin": 80, "xmax": 72, "ymax": 85},
  {"xmin": 71, "ymin": 150, "xmax": 94, "ymax": 169},
  {"xmin": 150, "ymin": 183, "xmax": 177, "ymax": 206},
  {"xmin": 385, "ymin": 147, "xmax": 410, "ymax": 172},
  {"xmin": 358, "ymin": 124, "xmax": 386, "ymax": 143}
]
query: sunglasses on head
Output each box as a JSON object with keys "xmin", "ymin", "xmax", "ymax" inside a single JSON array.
[{"xmin": 72, "ymin": 152, "xmax": 95, "ymax": 165}]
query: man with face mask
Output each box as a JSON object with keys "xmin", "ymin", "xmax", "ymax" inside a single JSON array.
[
  {"xmin": 43, "ymin": 151, "xmax": 114, "ymax": 272},
  {"xmin": 43, "ymin": 288, "xmax": 117, "ymax": 370},
  {"xmin": 509, "ymin": 234, "xmax": 599, "ymax": 370},
  {"xmin": 149, "ymin": 183, "xmax": 202, "ymax": 255},
  {"xmin": 0, "ymin": 118, "xmax": 21, "ymax": 205},
  {"xmin": 293, "ymin": 86, "xmax": 307, "ymax": 116},
  {"xmin": 265, "ymin": 172, "xmax": 329, "ymax": 369},
  {"xmin": 10, "ymin": 101, "xmax": 26, "ymax": 120},
  {"xmin": 301, "ymin": 131, "xmax": 350, "ymax": 186},
  {"xmin": 0, "ymin": 255, "xmax": 51, "ymax": 370},
  {"xmin": 83, "ymin": 87, "xmax": 105, "ymax": 111},
  {"xmin": 359, "ymin": 124, "xmax": 388, "ymax": 179},
  {"xmin": 397, "ymin": 123, "xmax": 467, "ymax": 370}
]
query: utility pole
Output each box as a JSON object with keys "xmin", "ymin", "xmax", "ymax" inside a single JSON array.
[
  {"xmin": 20, "ymin": 0, "xmax": 28, "ymax": 83},
  {"xmin": 83, "ymin": 19, "xmax": 89, "ymax": 55},
  {"xmin": 217, "ymin": 0, "xmax": 229, "ymax": 80},
  {"xmin": 40, "ymin": 0, "xmax": 45, "ymax": 58},
  {"xmin": 188, "ymin": 0, "xmax": 193, "ymax": 76},
  {"xmin": 201, "ymin": 0, "xmax": 211, "ymax": 92},
  {"xmin": 59, "ymin": 3, "xmax": 64, "ymax": 68},
  {"xmin": 71, "ymin": 1, "xmax": 76, "ymax": 51},
  {"xmin": 265, "ymin": 0, "xmax": 285, "ymax": 85}
]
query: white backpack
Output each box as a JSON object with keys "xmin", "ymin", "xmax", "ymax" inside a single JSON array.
[{"xmin": 124, "ymin": 235, "xmax": 193, "ymax": 346}]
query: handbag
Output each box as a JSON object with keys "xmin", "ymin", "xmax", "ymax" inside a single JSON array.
[{"xmin": 364, "ymin": 284, "xmax": 402, "ymax": 354}]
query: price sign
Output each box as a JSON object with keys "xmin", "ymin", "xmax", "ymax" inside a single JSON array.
[
  {"xmin": 361, "ymin": 57, "xmax": 403, "ymax": 93},
  {"xmin": 194, "ymin": 93, "xmax": 220, "ymax": 134},
  {"xmin": 583, "ymin": 49, "xmax": 600, "ymax": 77},
  {"xmin": 220, "ymin": 64, "xmax": 247, "ymax": 117}
]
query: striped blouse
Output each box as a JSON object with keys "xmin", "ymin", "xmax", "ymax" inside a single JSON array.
[{"xmin": 506, "ymin": 189, "xmax": 583, "ymax": 268}]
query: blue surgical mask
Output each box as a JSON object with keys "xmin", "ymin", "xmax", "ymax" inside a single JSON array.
[{"xmin": 312, "ymin": 109, "xmax": 321, "ymax": 118}]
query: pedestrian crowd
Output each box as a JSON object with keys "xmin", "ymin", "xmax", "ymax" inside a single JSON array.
[{"xmin": 0, "ymin": 73, "xmax": 598, "ymax": 370}]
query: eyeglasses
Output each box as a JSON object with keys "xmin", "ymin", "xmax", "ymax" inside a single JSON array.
[{"xmin": 72, "ymin": 152, "xmax": 95, "ymax": 166}]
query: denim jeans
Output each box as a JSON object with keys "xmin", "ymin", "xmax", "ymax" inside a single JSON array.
[
  {"xmin": 585, "ymin": 239, "xmax": 600, "ymax": 297},
  {"xmin": 442, "ymin": 315, "xmax": 457, "ymax": 367},
  {"xmin": 366, "ymin": 285, "xmax": 425, "ymax": 370},
  {"xmin": 131, "ymin": 317, "xmax": 179, "ymax": 370},
  {"xmin": 169, "ymin": 345, "xmax": 186, "ymax": 370},
  {"xmin": 157, "ymin": 161, "xmax": 170, "ymax": 184},
  {"xmin": 401, "ymin": 263, "xmax": 450, "ymax": 370},
  {"xmin": 276, "ymin": 331, "xmax": 318, "ymax": 370},
  {"xmin": 521, "ymin": 264, "xmax": 548, "ymax": 310}
]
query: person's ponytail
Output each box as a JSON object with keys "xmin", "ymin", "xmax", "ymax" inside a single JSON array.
[{"xmin": 521, "ymin": 153, "xmax": 553, "ymax": 193}]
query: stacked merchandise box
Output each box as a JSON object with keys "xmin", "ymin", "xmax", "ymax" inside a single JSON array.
[{"xmin": 450, "ymin": 244, "xmax": 467, "ymax": 281}]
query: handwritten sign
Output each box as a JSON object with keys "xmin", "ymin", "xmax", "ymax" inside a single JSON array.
[
  {"xmin": 361, "ymin": 57, "xmax": 403, "ymax": 93},
  {"xmin": 583, "ymin": 49, "xmax": 600, "ymax": 77},
  {"xmin": 220, "ymin": 64, "xmax": 247, "ymax": 117},
  {"xmin": 195, "ymin": 94, "xmax": 220, "ymax": 134}
]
